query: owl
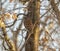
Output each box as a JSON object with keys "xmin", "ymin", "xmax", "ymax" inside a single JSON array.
[{"xmin": 24, "ymin": 17, "xmax": 33, "ymax": 33}]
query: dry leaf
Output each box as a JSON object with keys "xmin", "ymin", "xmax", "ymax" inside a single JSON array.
[
  {"xmin": 1, "ymin": 22, "xmax": 5, "ymax": 28},
  {"xmin": 5, "ymin": 13, "xmax": 11, "ymax": 19},
  {"xmin": 0, "ymin": 19, "xmax": 5, "ymax": 28},
  {"xmin": 12, "ymin": 13, "xmax": 17, "ymax": 20}
]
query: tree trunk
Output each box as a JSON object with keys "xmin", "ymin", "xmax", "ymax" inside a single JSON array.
[
  {"xmin": 25, "ymin": 0, "xmax": 40, "ymax": 51},
  {"xmin": 13, "ymin": 31, "xmax": 17, "ymax": 51}
]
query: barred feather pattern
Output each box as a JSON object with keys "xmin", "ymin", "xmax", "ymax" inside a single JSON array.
[{"xmin": 24, "ymin": 17, "xmax": 33, "ymax": 33}]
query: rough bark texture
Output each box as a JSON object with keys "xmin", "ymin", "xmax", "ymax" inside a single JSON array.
[
  {"xmin": 33, "ymin": 0, "xmax": 40, "ymax": 51},
  {"xmin": 25, "ymin": 0, "xmax": 40, "ymax": 51}
]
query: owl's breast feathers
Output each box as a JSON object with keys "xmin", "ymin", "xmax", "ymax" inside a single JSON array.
[{"xmin": 24, "ymin": 17, "xmax": 33, "ymax": 32}]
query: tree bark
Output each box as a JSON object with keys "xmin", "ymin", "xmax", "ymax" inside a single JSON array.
[
  {"xmin": 25, "ymin": 0, "xmax": 40, "ymax": 51},
  {"xmin": 33, "ymin": 0, "xmax": 40, "ymax": 51},
  {"xmin": 2, "ymin": 28, "xmax": 16, "ymax": 51}
]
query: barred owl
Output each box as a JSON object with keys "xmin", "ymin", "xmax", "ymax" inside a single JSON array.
[{"xmin": 24, "ymin": 17, "xmax": 33, "ymax": 33}]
